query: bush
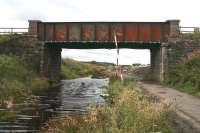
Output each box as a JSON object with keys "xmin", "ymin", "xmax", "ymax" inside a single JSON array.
[
  {"xmin": 0, "ymin": 55, "xmax": 49, "ymax": 103},
  {"xmin": 166, "ymin": 55, "xmax": 200, "ymax": 96}
]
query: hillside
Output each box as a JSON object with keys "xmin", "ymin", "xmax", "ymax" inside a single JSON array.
[{"xmin": 61, "ymin": 58, "xmax": 113, "ymax": 79}]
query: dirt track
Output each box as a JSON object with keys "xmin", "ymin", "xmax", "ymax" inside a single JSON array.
[{"xmin": 139, "ymin": 81, "xmax": 200, "ymax": 133}]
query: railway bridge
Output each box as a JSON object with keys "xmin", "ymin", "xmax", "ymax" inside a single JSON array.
[{"xmin": 27, "ymin": 20, "xmax": 180, "ymax": 82}]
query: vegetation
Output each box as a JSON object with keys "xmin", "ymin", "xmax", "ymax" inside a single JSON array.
[
  {"xmin": 0, "ymin": 54, "xmax": 49, "ymax": 104},
  {"xmin": 166, "ymin": 54, "xmax": 200, "ymax": 97},
  {"xmin": 61, "ymin": 58, "xmax": 112, "ymax": 79},
  {"xmin": 181, "ymin": 32, "xmax": 200, "ymax": 41},
  {"xmin": 41, "ymin": 78, "xmax": 174, "ymax": 133},
  {"xmin": 0, "ymin": 34, "xmax": 21, "ymax": 43},
  {"xmin": 0, "ymin": 53, "xmax": 174, "ymax": 131}
]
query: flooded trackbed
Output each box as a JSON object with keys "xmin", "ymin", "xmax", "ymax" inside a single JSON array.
[{"xmin": 0, "ymin": 77, "xmax": 108, "ymax": 133}]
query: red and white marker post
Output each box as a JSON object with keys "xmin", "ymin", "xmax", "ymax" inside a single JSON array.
[{"xmin": 114, "ymin": 32, "xmax": 123, "ymax": 82}]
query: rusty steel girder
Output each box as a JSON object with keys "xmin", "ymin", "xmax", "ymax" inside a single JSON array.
[{"xmin": 33, "ymin": 21, "xmax": 171, "ymax": 42}]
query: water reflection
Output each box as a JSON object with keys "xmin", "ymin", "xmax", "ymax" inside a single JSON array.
[{"xmin": 0, "ymin": 77, "xmax": 108, "ymax": 133}]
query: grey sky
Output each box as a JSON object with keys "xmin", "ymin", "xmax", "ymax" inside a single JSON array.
[
  {"xmin": 1, "ymin": 0, "xmax": 200, "ymax": 27},
  {"xmin": 62, "ymin": 49, "xmax": 150, "ymax": 65}
]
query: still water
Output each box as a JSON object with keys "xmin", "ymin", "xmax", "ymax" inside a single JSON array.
[{"xmin": 0, "ymin": 77, "xmax": 108, "ymax": 133}]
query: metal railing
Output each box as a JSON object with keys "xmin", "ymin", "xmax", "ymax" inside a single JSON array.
[
  {"xmin": 180, "ymin": 27, "xmax": 200, "ymax": 33},
  {"xmin": 0, "ymin": 28, "xmax": 28, "ymax": 34},
  {"xmin": 1, "ymin": 27, "xmax": 199, "ymax": 35}
]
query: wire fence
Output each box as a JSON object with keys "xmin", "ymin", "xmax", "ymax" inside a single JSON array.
[
  {"xmin": 0, "ymin": 28, "xmax": 28, "ymax": 35},
  {"xmin": 180, "ymin": 27, "xmax": 200, "ymax": 33}
]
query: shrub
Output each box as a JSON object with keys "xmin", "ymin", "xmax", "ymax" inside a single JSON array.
[
  {"xmin": 166, "ymin": 54, "xmax": 200, "ymax": 96},
  {"xmin": 0, "ymin": 55, "xmax": 49, "ymax": 103}
]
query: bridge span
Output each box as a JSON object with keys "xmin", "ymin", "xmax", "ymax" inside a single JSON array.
[
  {"xmin": 27, "ymin": 20, "xmax": 180, "ymax": 82},
  {"xmin": 29, "ymin": 20, "xmax": 179, "ymax": 48}
]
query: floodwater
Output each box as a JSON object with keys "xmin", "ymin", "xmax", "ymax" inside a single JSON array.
[{"xmin": 0, "ymin": 77, "xmax": 109, "ymax": 133}]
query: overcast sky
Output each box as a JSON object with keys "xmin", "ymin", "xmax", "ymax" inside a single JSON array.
[
  {"xmin": 0, "ymin": 0, "xmax": 200, "ymax": 27},
  {"xmin": 0, "ymin": 0, "xmax": 199, "ymax": 64},
  {"xmin": 62, "ymin": 49, "xmax": 150, "ymax": 65}
]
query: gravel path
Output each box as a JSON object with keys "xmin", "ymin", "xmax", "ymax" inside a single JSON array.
[{"xmin": 139, "ymin": 81, "xmax": 200, "ymax": 133}]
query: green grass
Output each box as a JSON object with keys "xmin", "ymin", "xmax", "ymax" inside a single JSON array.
[
  {"xmin": 41, "ymin": 78, "xmax": 174, "ymax": 133},
  {"xmin": 61, "ymin": 58, "xmax": 111, "ymax": 79},
  {"xmin": 0, "ymin": 54, "xmax": 49, "ymax": 103},
  {"xmin": 165, "ymin": 54, "xmax": 200, "ymax": 97},
  {"xmin": 181, "ymin": 32, "xmax": 200, "ymax": 41},
  {"xmin": 61, "ymin": 58, "xmax": 93, "ymax": 79},
  {"xmin": 0, "ymin": 34, "xmax": 21, "ymax": 43}
]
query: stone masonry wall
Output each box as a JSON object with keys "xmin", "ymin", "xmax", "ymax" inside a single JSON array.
[
  {"xmin": 0, "ymin": 36, "xmax": 43, "ymax": 73},
  {"xmin": 167, "ymin": 39, "xmax": 200, "ymax": 68},
  {"xmin": 41, "ymin": 45, "xmax": 61, "ymax": 82},
  {"xmin": 161, "ymin": 39, "xmax": 200, "ymax": 81},
  {"xmin": 150, "ymin": 47, "xmax": 161, "ymax": 81},
  {"xmin": 3, "ymin": 35, "xmax": 198, "ymax": 83},
  {"xmin": 0, "ymin": 36, "xmax": 62, "ymax": 82},
  {"xmin": 148, "ymin": 38, "xmax": 200, "ymax": 82}
]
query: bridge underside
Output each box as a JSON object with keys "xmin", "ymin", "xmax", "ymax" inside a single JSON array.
[
  {"xmin": 45, "ymin": 41, "xmax": 161, "ymax": 49},
  {"xmin": 41, "ymin": 41, "xmax": 164, "ymax": 82}
]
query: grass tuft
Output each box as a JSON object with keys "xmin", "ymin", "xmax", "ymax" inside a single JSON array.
[{"xmin": 40, "ymin": 78, "xmax": 174, "ymax": 133}]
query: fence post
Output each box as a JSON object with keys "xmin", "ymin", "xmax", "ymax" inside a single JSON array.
[
  {"xmin": 194, "ymin": 27, "xmax": 200, "ymax": 33},
  {"xmin": 11, "ymin": 28, "xmax": 13, "ymax": 34}
]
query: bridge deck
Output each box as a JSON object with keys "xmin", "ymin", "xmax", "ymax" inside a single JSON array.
[
  {"xmin": 31, "ymin": 21, "xmax": 171, "ymax": 43},
  {"xmin": 45, "ymin": 41, "xmax": 161, "ymax": 49}
]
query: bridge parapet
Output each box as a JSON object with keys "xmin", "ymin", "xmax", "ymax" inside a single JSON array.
[
  {"xmin": 167, "ymin": 20, "xmax": 180, "ymax": 38},
  {"xmin": 29, "ymin": 20, "xmax": 180, "ymax": 43}
]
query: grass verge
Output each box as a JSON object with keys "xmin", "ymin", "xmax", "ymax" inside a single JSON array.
[
  {"xmin": 40, "ymin": 78, "xmax": 174, "ymax": 133},
  {"xmin": 0, "ymin": 34, "xmax": 22, "ymax": 43},
  {"xmin": 0, "ymin": 54, "xmax": 49, "ymax": 104},
  {"xmin": 165, "ymin": 55, "xmax": 200, "ymax": 97},
  {"xmin": 181, "ymin": 32, "xmax": 200, "ymax": 41}
]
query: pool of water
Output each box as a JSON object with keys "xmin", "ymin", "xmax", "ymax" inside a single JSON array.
[{"xmin": 0, "ymin": 77, "xmax": 109, "ymax": 133}]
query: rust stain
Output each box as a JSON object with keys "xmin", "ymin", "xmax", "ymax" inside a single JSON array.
[
  {"xmin": 110, "ymin": 24, "xmax": 124, "ymax": 41},
  {"xmin": 152, "ymin": 24, "xmax": 161, "ymax": 41},
  {"xmin": 36, "ymin": 22, "xmax": 170, "ymax": 42},
  {"xmin": 125, "ymin": 24, "xmax": 138, "ymax": 41},
  {"xmin": 69, "ymin": 24, "xmax": 81, "ymax": 41},
  {"xmin": 82, "ymin": 24, "xmax": 95, "ymax": 41},
  {"xmin": 55, "ymin": 24, "xmax": 67, "ymax": 41},
  {"xmin": 139, "ymin": 24, "xmax": 151, "ymax": 41},
  {"xmin": 96, "ymin": 24, "xmax": 109, "ymax": 41},
  {"xmin": 45, "ymin": 24, "xmax": 54, "ymax": 41}
]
